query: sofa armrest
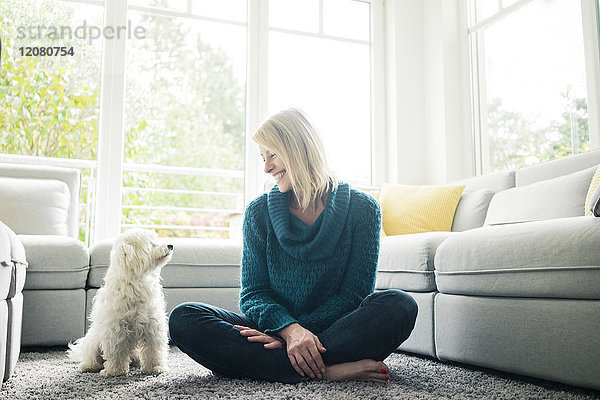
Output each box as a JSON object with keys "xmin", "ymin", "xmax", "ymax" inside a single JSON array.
[
  {"xmin": 0, "ymin": 221, "xmax": 27, "ymax": 300},
  {"xmin": 0, "ymin": 163, "xmax": 80, "ymax": 239}
]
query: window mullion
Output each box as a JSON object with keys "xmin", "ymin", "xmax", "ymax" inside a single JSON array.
[
  {"xmin": 319, "ymin": 0, "xmax": 324, "ymax": 35},
  {"xmin": 93, "ymin": 0, "xmax": 128, "ymax": 241},
  {"xmin": 245, "ymin": 0, "xmax": 269, "ymax": 205},
  {"xmin": 476, "ymin": 29, "xmax": 490, "ymax": 174},
  {"xmin": 370, "ymin": 0, "xmax": 387, "ymax": 185},
  {"xmin": 469, "ymin": 29, "xmax": 485, "ymax": 176}
]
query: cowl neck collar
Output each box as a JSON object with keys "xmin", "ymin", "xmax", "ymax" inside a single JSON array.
[{"xmin": 267, "ymin": 182, "xmax": 351, "ymax": 261}]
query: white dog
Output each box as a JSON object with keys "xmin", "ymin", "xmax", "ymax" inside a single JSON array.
[{"xmin": 68, "ymin": 228, "xmax": 173, "ymax": 376}]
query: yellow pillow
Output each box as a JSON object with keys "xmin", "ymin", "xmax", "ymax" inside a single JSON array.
[
  {"xmin": 380, "ymin": 183, "xmax": 465, "ymax": 236},
  {"xmin": 584, "ymin": 165, "xmax": 600, "ymax": 216}
]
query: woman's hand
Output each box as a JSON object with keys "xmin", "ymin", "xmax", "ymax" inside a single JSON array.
[
  {"xmin": 234, "ymin": 325, "xmax": 285, "ymax": 349},
  {"xmin": 278, "ymin": 323, "xmax": 327, "ymax": 380}
]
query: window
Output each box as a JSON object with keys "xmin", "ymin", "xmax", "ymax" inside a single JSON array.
[
  {"xmin": 468, "ymin": 0, "xmax": 597, "ymax": 173},
  {"xmin": 121, "ymin": 1, "xmax": 247, "ymax": 239},
  {"xmin": 267, "ymin": 0, "xmax": 372, "ymax": 185},
  {"xmin": 1, "ymin": 0, "xmax": 381, "ymax": 243},
  {"xmin": 0, "ymin": 0, "xmax": 104, "ymax": 243}
]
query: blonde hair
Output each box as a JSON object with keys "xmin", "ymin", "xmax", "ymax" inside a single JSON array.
[{"xmin": 252, "ymin": 108, "xmax": 338, "ymax": 211}]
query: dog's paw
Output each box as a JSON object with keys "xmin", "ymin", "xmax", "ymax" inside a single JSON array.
[
  {"xmin": 100, "ymin": 367, "xmax": 128, "ymax": 377},
  {"xmin": 129, "ymin": 356, "xmax": 141, "ymax": 368},
  {"xmin": 141, "ymin": 364, "xmax": 169, "ymax": 375},
  {"xmin": 79, "ymin": 363, "xmax": 103, "ymax": 373}
]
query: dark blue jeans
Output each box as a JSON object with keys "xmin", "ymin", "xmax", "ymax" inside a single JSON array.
[{"xmin": 168, "ymin": 289, "xmax": 418, "ymax": 383}]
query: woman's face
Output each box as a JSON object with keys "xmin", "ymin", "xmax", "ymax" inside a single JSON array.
[{"xmin": 259, "ymin": 145, "xmax": 291, "ymax": 193}]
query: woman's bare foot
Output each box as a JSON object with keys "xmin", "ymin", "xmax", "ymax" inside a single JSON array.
[{"xmin": 322, "ymin": 360, "xmax": 390, "ymax": 384}]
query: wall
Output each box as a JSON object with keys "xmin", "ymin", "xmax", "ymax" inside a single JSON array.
[
  {"xmin": 384, "ymin": 0, "xmax": 473, "ymax": 185},
  {"xmin": 384, "ymin": 0, "xmax": 427, "ymax": 185}
]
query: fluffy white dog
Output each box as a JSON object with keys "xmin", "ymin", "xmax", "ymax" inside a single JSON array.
[{"xmin": 68, "ymin": 228, "xmax": 173, "ymax": 376}]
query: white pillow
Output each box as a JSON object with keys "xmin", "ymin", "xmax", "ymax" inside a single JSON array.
[
  {"xmin": 0, "ymin": 177, "xmax": 70, "ymax": 235},
  {"xmin": 590, "ymin": 181, "xmax": 600, "ymax": 217},
  {"xmin": 484, "ymin": 166, "xmax": 597, "ymax": 225},
  {"xmin": 451, "ymin": 189, "xmax": 495, "ymax": 232}
]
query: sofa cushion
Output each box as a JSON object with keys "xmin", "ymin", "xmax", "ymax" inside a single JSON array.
[
  {"xmin": 0, "ymin": 222, "xmax": 27, "ymax": 301},
  {"xmin": 590, "ymin": 182, "xmax": 600, "ymax": 217},
  {"xmin": 18, "ymin": 235, "xmax": 89, "ymax": 290},
  {"xmin": 516, "ymin": 147, "xmax": 600, "ymax": 186},
  {"xmin": 454, "ymin": 170, "xmax": 515, "ymax": 193},
  {"xmin": 435, "ymin": 216, "xmax": 600, "ymax": 299},
  {"xmin": 88, "ymin": 238, "xmax": 242, "ymax": 288},
  {"xmin": 380, "ymin": 183, "xmax": 465, "ymax": 235},
  {"xmin": 376, "ymin": 232, "xmax": 454, "ymax": 292},
  {"xmin": 0, "ymin": 177, "xmax": 70, "ymax": 236},
  {"xmin": 0, "ymin": 164, "xmax": 81, "ymax": 239},
  {"xmin": 484, "ymin": 166, "xmax": 597, "ymax": 225},
  {"xmin": 451, "ymin": 189, "xmax": 495, "ymax": 232},
  {"xmin": 584, "ymin": 165, "xmax": 600, "ymax": 216},
  {"xmin": 21, "ymin": 289, "xmax": 85, "ymax": 346}
]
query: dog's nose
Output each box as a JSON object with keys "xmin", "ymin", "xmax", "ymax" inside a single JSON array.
[{"xmin": 167, "ymin": 244, "xmax": 173, "ymax": 250}]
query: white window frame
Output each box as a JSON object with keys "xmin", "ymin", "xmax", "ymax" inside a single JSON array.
[
  {"xmin": 244, "ymin": 0, "xmax": 269, "ymax": 205},
  {"xmin": 94, "ymin": 0, "xmax": 127, "ymax": 241},
  {"xmin": 370, "ymin": 0, "xmax": 387, "ymax": 185},
  {"xmin": 467, "ymin": 0, "xmax": 600, "ymax": 175}
]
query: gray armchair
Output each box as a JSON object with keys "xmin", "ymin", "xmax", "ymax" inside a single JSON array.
[
  {"xmin": 0, "ymin": 221, "xmax": 27, "ymax": 386},
  {"xmin": 0, "ymin": 163, "xmax": 88, "ymax": 347}
]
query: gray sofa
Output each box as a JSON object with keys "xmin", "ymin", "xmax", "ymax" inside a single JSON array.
[
  {"xmin": 0, "ymin": 221, "xmax": 27, "ymax": 387},
  {"xmin": 377, "ymin": 149, "xmax": 600, "ymax": 390},
  {"xmin": 0, "ymin": 163, "xmax": 89, "ymax": 346},
  {"xmin": 1, "ymin": 149, "xmax": 599, "ymax": 390}
]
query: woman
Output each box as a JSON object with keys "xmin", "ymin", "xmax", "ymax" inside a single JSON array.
[{"xmin": 169, "ymin": 109, "xmax": 418, "ymax": 384}]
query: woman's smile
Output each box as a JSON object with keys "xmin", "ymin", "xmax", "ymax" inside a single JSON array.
[
  {"xmin": 274, "ymin": 170, "xmax": 287, "ymax": 182},
  {"xmin": 259, "ymin": 145, "xmax": 291, "ymax": 192}
]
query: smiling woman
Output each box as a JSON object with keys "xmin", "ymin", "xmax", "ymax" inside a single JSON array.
[
  {"xmin": 169, "ymin": 108, "xmax": 418, "ymax": 384},
  {"xmin": 253, "ymin": 109, "xmax": 338, "ymax": 210}
]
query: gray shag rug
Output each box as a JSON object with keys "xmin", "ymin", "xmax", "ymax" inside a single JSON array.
[{"xmin": 1, "ymin": 346, "xmax": 599, "ymax": 399}]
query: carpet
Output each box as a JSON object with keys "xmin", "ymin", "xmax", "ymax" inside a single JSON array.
[{"xmin": 1, "ymin": 346, "xmax": 599, "ymax": 399}]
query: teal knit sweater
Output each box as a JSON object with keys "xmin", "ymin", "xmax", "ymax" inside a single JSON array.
[{"xmin": 239, "ymin": 182, "xmax": 381, "ymax": 334}]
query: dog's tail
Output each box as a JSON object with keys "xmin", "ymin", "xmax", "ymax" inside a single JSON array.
[{"xmin": 66, "ymin": 337, "xmax": 86, "ymax": 362}]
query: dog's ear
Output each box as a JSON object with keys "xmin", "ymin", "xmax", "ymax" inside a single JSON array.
[{"xmin": 122, "ymin": 242, "xmax": 135, "ymax": 258}]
